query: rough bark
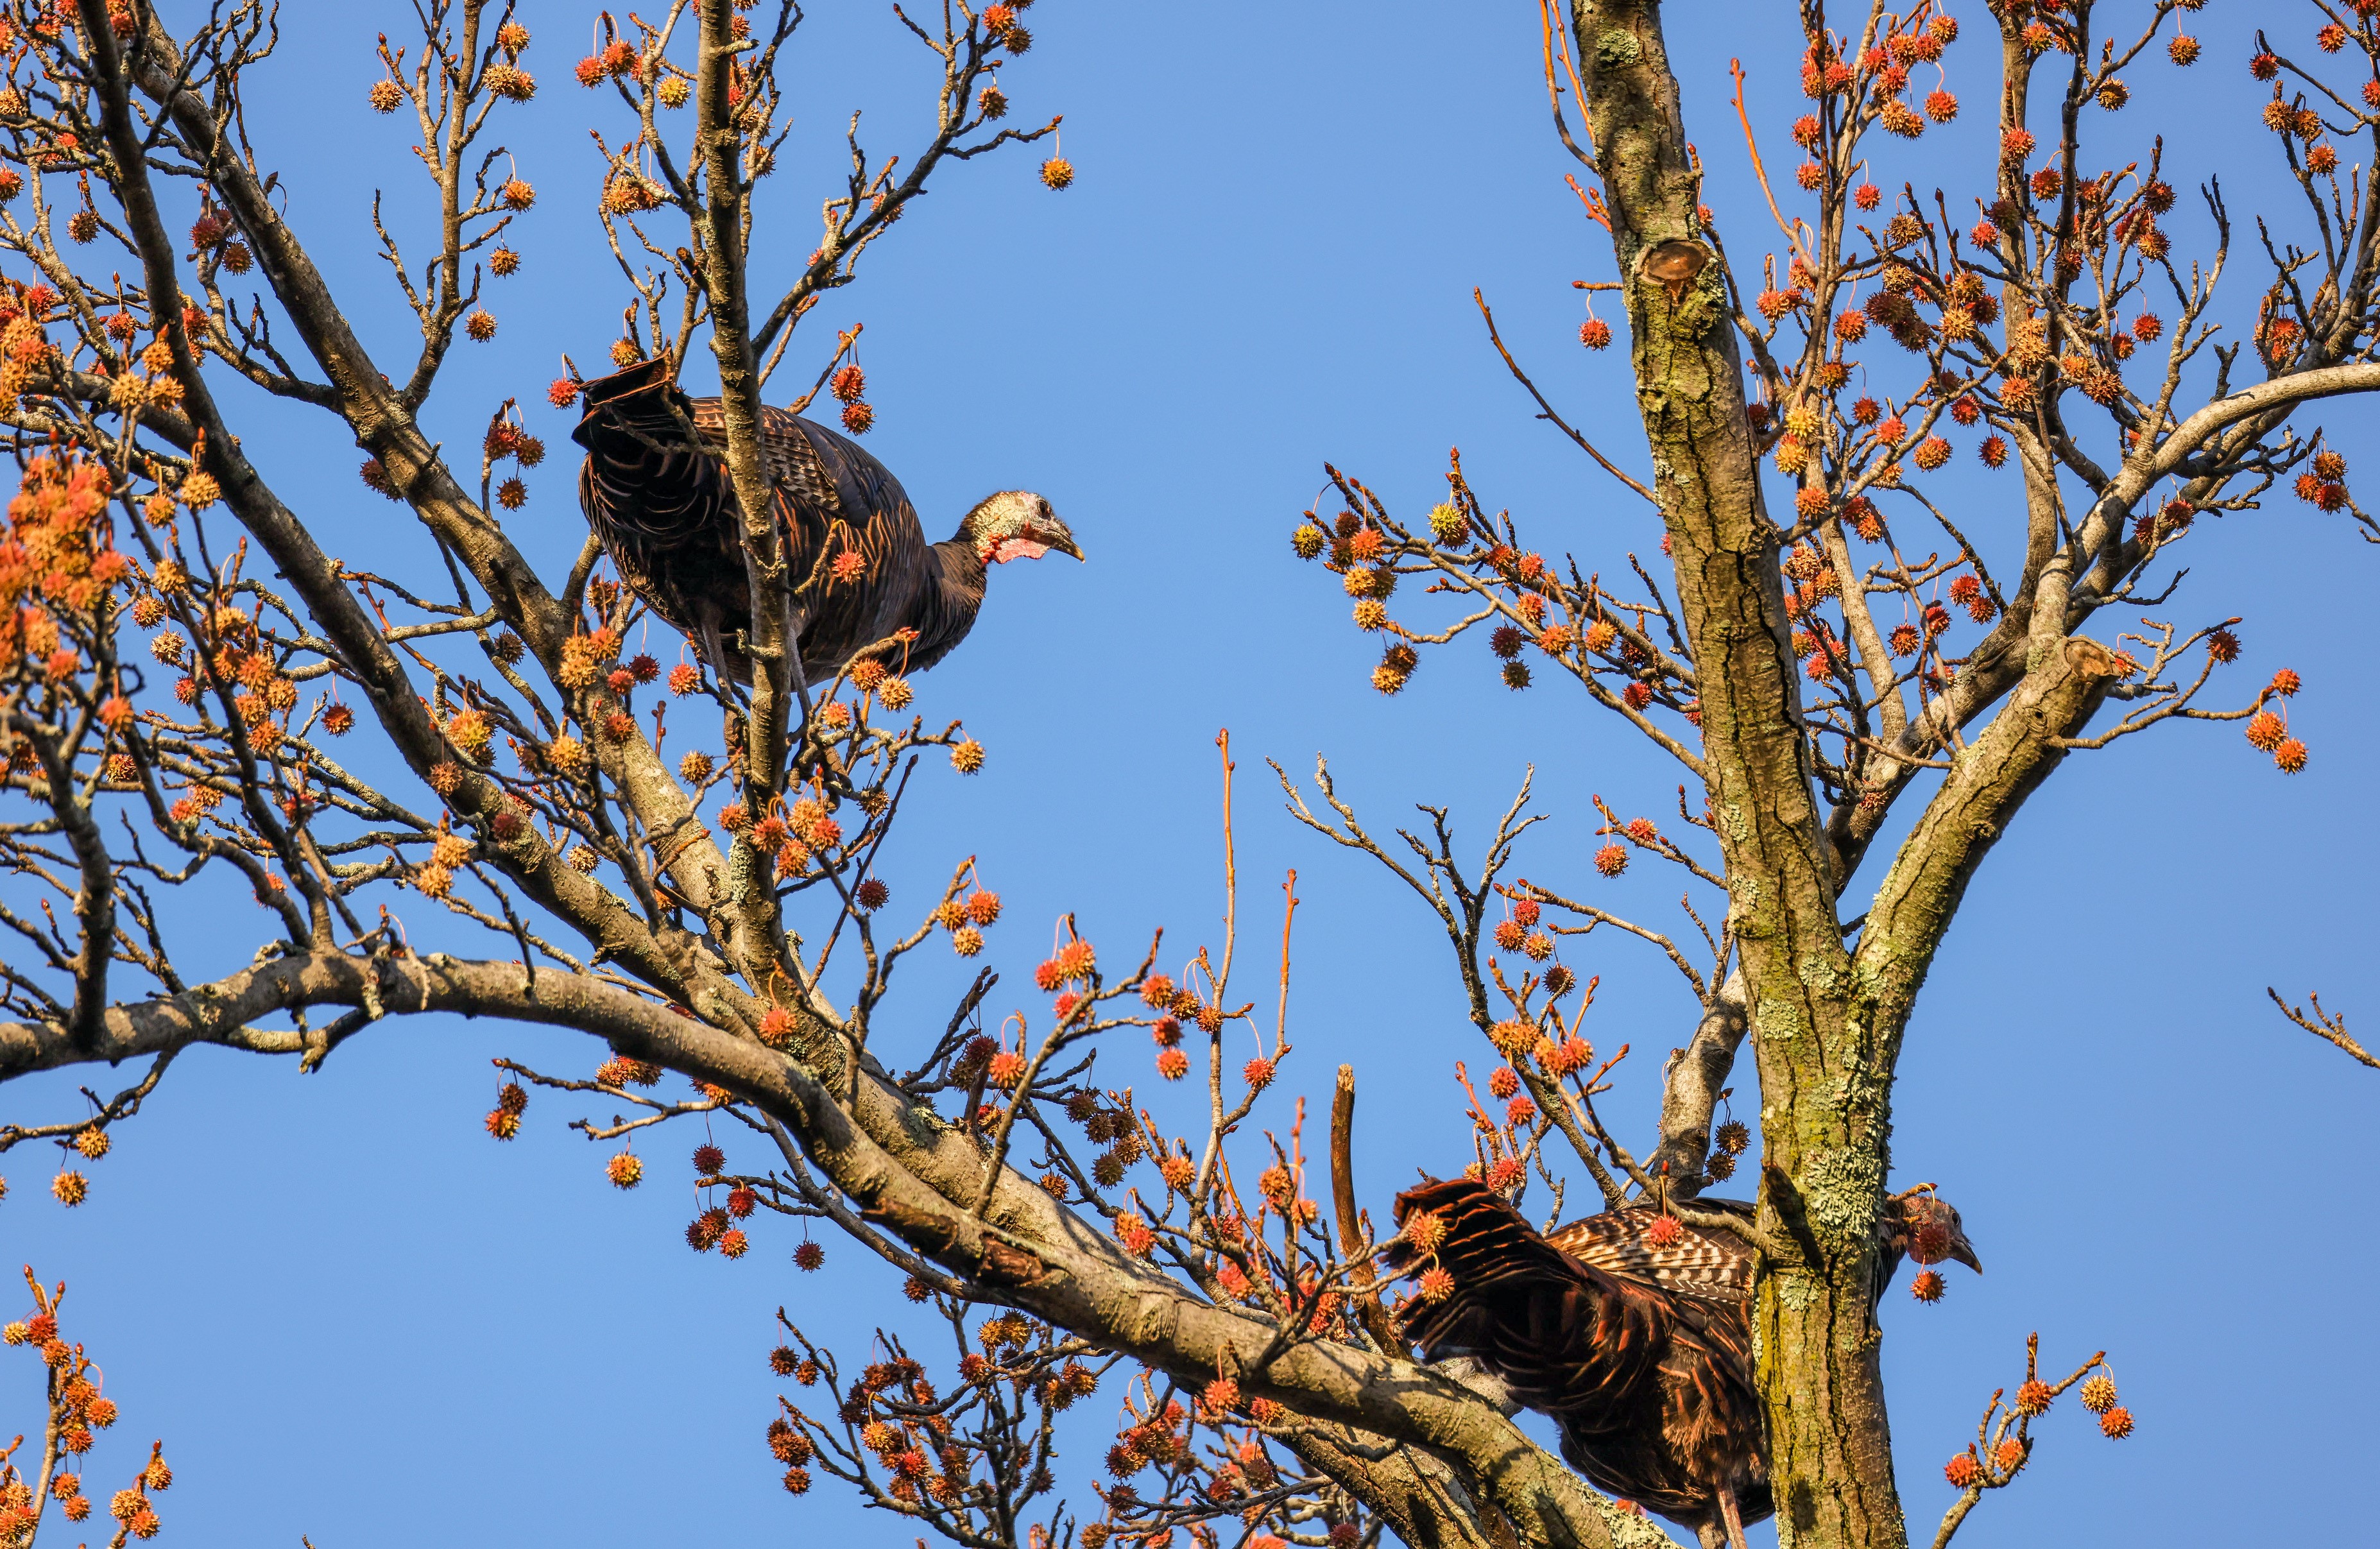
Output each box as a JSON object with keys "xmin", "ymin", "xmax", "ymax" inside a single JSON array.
[
  {"xmin": 1567, "ymin": 9, "xmax": 2148, "ymax": 1545},
  {"xmin": 1569, "ymin": 4, "xmax": 1908, "ymax": 1543}
]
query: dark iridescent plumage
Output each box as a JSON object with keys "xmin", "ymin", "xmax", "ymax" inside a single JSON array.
[
  {"xmin": 571, "ymin": 356, "xmax": 1077, "ymax": 688},
  {"xmin": 1391, "ymin": 1179, "xmax": 1767, "ymax": 1545},
  {"xmin": 1389, "ymin": 1179, "xmax": 1978, "ymax": 1549}
]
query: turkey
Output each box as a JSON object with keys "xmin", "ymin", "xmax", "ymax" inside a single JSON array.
[
  {"xmin": 1387, "ymin": 1178, "xmax": 1978, "ymax": 1549},
  {"xmin": 571, "ymin": 355, "xmax": 1080, "ymax": 690}
]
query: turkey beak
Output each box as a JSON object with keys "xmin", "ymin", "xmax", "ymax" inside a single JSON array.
[
  {"xmin": 1047, "ymin": 531, "xmax": 1084, "ymax": 561},
  {"xmin": 1948, "ymin": 1237, "xmax": 1982, "ymax": 1274}
]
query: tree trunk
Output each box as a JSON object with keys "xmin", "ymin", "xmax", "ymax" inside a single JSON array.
[
  {"xmin": 1568, "ymin": 9, "xmax": 2138, "ymax": 1545},
  {"xmin": 1569, "ymin": 4, "xmax": 1906, "ymax": 1543}
]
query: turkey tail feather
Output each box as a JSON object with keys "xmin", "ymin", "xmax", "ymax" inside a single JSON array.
[{"xmin": 572, "ymin": 356, "xmax": 733, "ymax": 547}]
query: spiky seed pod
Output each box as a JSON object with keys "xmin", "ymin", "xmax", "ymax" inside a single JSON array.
[
  {"xmin": 484, "ymin": 64, "xmax": 536, "ymax": 101},
  {"xmin": 2245, "ymin": 710, "xmax": 2286, "ymax": 751},
  {"xmin": 1944, "ymin": 1453, "xmax": 1982, "ymax": 1489},
  {"xmin": 2015, "ymin": 1378, "xmax": 2055, "ymax": 1416},
  {"xmin": 1040, "ymin": 155, "xmax": 1074, "ymax": 190},
  {"xmin": 1487, "ymin": 1019, "xmax": 1536, "ymax": 1056},
  {"xmin": 1578, "ymin": 317, "xmax": 1612, "ymax": 349},
  {"xmin": 2080, "ymin": 1374, "xmax": 2118, "ymax": 1414},
  {"xmin": 1717, "ymin": 1118, "xmax": 1750, "ymax": 1154},
  {"xmin": 1595, "ymin": 843, "xmax": 1627, "ymax": 877},
  {"xmin": 2273, "ymin": 738, "xmax": 2309, "ymax": 773},
  {"xmin": 951, "ymin": 738, "xmax": 985, "ymax": 773},
  {"xmin": 1910, "ymin": 1269, "xmax": 1945, "ymax": 1301},
  {"xmin": 759, "ymin": 1007, "xmax": 796, "ymax": 1047},
  {"xmin": 369, "ymin": 79, "xmax": 404, "ymax": 112},
  {"xmin": 2100, "ymin": 1407, "xmax": 2134, "ymax": 1439}
]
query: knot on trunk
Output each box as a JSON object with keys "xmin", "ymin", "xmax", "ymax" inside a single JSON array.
[{"xmin": 1639, "ymin": 239, "xmax": 1708, "ymax": 304}]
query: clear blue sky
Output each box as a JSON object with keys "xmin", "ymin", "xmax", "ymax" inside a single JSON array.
[{"xmin": 7, "ymin": 4, "xmax": 2375, "ymax": 1546}]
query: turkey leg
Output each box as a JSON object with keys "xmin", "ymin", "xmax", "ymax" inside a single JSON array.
[{"xmin": 1715, "ymin": 1482, "xmax": 1749, "ymax": 1549}]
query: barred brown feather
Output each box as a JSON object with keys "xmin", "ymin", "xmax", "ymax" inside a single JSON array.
[{"xmin": 1550, "ymin": 1208, "xmax": 1754, "ymax": 1305}]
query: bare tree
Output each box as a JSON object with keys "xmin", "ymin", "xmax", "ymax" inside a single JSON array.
[{"xmin": 1, "ymin": 3, "xmax": 2371, "ymax": 1549}]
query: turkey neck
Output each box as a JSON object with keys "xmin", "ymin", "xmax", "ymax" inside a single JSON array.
[{"xmin": 898, "ymin": 538, "xmax": 988, "ymax": 674}]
